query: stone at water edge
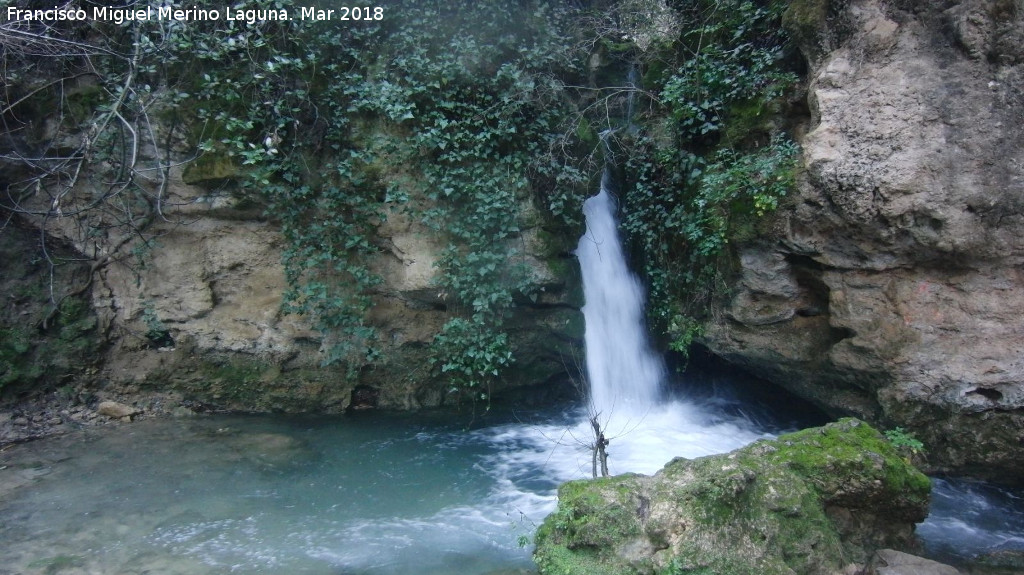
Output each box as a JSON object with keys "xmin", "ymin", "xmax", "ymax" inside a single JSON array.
[
  {"xmin": 533, "ymin": 418, "xmax": 931, "ymax": 575},
  {"xmin": 869, "ymin": 549, "xmax": 961, "ymax": 575},
  {"xmin": 96, "ymin": 401, "xmax": 140, "ymax": 419}
]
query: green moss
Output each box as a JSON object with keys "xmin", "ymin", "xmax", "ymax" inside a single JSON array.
[
  {"xmin": 535, "ymin": 544, "xmax": 626, "ymax": 575},
  {"xmin": 550, "ymin": 477, "xmax": 642, "ymax": 547},
  {"xmin": 0, "ymin": 291, "xmax": 98, "ymax": 394},
  {"xmin": 0, "ymin": 328, "xmax": 40, "ymax": 389},
  {"xmin": 575, "ymin": 117, "xmax": 599, "ymax": 150},
  {"xmin": 65, "ymin": 84, "xmax": 104, "ymax": 125},
  {"xmin": 782, "ymin": 0, "xmax": 830, "ymax": 32},
  {"xmin": 535, "ymin": 476, "xmax": 648, "ymax": 575},
  {"xmin": 722, "ymin": 98, "xmax": 780, "ymax": 148},
  {"xmin": 769, "ymin": 418, "xmax": 932, "ymax": 510},
  {"xmin": 535, "ymin": 419, "xmax": 931, "ymax": 575},
  {"xmin": 195, "ymin": 359, "xmax": 271, "ymax": 406}
]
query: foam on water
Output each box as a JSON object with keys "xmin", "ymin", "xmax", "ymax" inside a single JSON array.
[{"xmin": 919, "ymin": 477, "xmax": 1024, "ymax": 562}]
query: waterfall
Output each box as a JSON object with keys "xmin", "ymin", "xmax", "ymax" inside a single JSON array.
[{"xmin": 575, "ymin": 179, "xmax": 666, "ymax": 424}]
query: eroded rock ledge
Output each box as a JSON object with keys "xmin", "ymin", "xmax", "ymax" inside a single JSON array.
[
  {"xmin": 703, "ymin": 0, "xmax": 1024, "ymax": 483},
  {"xmin": 533, "ymin": 419, "xmax": 931, "ymax": 575}
]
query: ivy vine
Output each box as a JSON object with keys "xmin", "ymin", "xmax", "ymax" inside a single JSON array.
[
  {"xmin": 621, "ymin": 0, "xmax": 802, "ymax": 355},
  {"xmin": 179, "ymin": 0, "xmax": 588, "ymax": 395}
]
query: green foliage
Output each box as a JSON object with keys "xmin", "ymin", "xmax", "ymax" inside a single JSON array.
[
  {"xmin": 661, "ymin": 0, "xmax": 796, "ymax": 144},
  {"xmin": 3, "ymin": 0, "xmax": 802, "ymax": 394},
  {"xmin": 885, "ymin": 427, "xmax": 926, "ymax": 457},
  {"xmin": 174, "ymin": 0, "xmax": 587, "ymax": 393},
  {"xmin": 0, "ymin": 328, "xmax": 37, "ymax": 390},
  {"xmin": 620, "ymin": 0, "xmax": 801, "ymax": 355},
  {"xmin": 0, "ymin": 226, "xmax": 100, "ymax": 395},
  {"xmin": 431, "ymin": 317, "xmax": 512, "ymax": 401},
  {"xmin": 141, "ymin": 305, "xmax": 172, "ymax": 348},
  {"xmin": 0, "ymin": 295, "xmax": 98, "ymax": 393}
]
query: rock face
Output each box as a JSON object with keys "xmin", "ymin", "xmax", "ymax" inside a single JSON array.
[
  {"xmin": 533, "ymin": 419, "xmax": 931, "ymax": 575},
  {"xmin": 84, "ymin": 165, "xmax": 580, "ymax": 412},
  {"xmin": 702, "ymin": 0, "xmax": 1024, "ymax": 483}
]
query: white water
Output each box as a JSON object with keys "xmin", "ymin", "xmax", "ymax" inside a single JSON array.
[
  {"xmin": 919, "ymin": 477, "xmax": 1024, "ymax": 563},
  {"xmin": 576, "ymin": 186, "xmax": 666, "ymax": 430}
]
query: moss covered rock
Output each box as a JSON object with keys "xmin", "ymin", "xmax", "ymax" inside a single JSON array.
[{"xmin": 534, "ymin": 418, "xmax": 930, "ymax": 575}]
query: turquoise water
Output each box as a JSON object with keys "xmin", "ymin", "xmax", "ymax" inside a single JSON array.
[
  {"xmin": 3, "ymin": 399, "xmax": 1020, "ymax": 574},
  {"xmin": 1, "ymin": 409, "xmax": 537, "ymax": 574},
  {"xmin": 0, "ymin": 399, "xmax": 769, "ymax": 575}
]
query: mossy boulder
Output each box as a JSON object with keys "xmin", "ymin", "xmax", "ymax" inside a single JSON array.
[{"xmin": 534, "ymin": 418, "xmax": 931, "ymax": 575}]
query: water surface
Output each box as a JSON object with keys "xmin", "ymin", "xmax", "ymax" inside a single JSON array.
[{"xmin": 0, "ymin": 398, "xmax": 769, "ymax": 575}]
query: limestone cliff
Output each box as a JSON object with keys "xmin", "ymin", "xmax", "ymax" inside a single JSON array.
[
  {"xmin": 702, "ymin": 0, "xmax": 1024, "ymax": 482},
  {"xmin": 86, "ymin": 166, "xmax": 580, "ymax": 413},
  {"xmin": 0, "ymin": 3, "xmax": 585, "ymax": 417},
  {"xmin": 1, "ymin": 125, "xmax": 580, "ymax": 415}
]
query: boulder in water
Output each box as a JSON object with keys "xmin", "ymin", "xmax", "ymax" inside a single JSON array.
[{"xmin": 533, "ymin": 418, "xmax": 930, "ymax": 575}]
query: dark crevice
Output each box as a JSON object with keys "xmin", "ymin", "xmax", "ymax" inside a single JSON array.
[
  {"xmin": 782, "ymin": 254, "xmax": 856, "ymax": 346},
  {"xmin": 785, "ymin": 253, "xmax": 832, "ymax": 312},
  {"xmin": 829, "ymin": 325, "xmax": 856, "ymax": 345},
  {"xmin": 348, "ymin": 385, "xmax": 379, "ymax": 411},
  {"xmin": 968, "ymin": 387, "xmax": 1004, "ymax": 402}
]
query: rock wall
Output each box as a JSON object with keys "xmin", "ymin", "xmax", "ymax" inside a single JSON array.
[
  {"xmin": 66, "ymin": 158, "xmax": 580, "ymax": 413},
  {"xmin": 703, "ymin": 0, "xmax": 1024, "ymax": 483}
]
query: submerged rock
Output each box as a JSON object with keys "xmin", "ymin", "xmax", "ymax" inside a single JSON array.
[{"xmin": 533, "ymin": 419, "xmax": 930, "ymax": 575}]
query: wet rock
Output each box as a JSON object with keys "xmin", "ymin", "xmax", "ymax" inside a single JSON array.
[
  {"xmin": 534, "ymin": 419, "xmax": 930, "ymax": 575},
  {"xmin": 976, "ymin": 549, "xmax": 1024, "ymax": 571},
  {"xmin": 868, "ymin": 549, "xmax": 961, "ymax": 575},
  {"xmin": 96, "ymin": 401, "xmax": 140, "ymax": 419}
]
